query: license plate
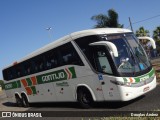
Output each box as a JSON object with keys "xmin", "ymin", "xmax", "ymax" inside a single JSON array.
[{"xmin": 143, "ymin": 86, "xmax": 150, "ymax": 92}]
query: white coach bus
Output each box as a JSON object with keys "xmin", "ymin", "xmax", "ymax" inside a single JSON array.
[{"xmin": 2, "ymin": 28, "xmax": 157, "ymax": 108}]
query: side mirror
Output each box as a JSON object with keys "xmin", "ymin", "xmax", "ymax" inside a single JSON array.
[
  {"xmin": 89, "ymin": 41, "xmax": 118, "ymax": 57},
  {"xmin": 138, "ymin": 36, "xmax": 156, "ymax": 49}
]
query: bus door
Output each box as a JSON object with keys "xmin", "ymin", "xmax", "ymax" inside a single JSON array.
[{"xmin": 92, "ymin": 46, "xmax": 120, "ymax": 100}]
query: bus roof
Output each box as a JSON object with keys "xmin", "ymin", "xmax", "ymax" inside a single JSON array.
[{"xmin": 3, "ymin": 28, "xmax": 132, "ymax": 69}]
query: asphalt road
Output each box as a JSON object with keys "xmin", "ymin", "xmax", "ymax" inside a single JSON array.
[
  {"xmin": 1, "ymin": 85, "xmax": 160, "ymax": 120},
  {"xmin": 24, "ymin": 85, "xmax": 160, "ymax": 117}
]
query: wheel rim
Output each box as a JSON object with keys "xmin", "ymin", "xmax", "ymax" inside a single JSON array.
[
  {"xmin": 82, "ymin": 92, "xmax": 90, "ymax": 104},
  {"xmin": 16, "ymin": 97, "xmax": 22, "ymax": 106},
  {"xmin": 23, "ymin": 99, "xmax": 26, "ymax": 106},
  {"xmin": 22, "ymin": 96, "xmax": 28, "ymax": 107}
]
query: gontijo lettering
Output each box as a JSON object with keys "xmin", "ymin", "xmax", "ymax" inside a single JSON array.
[{"xmin": 42, "ymin": 72, "xmax": 65, "ymax": 82}]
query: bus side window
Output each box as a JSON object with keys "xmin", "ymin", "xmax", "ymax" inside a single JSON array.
[
  {"xmin": 33, "ymin": 55, "xmax": 45, "ymax": 73},
  {"xmin": 16, "ymin": 66, "xmax": 22, "ymax": 78},
  {"xmin": 94, "ymin": 46, "xmax": 113, "ymax": 74},
  {"xmin": 45, "ymin": 49, "xmax": 59, "ymax": 70},
  {"xmin": 3, "ymin": 69, "xmax": 10, "ymax": 80},
  {"xmin": 51, "ymin": 57, "xmax": 58, "ymax": 68},
  {"xmin": 23, "ymin": 60, "xmax": 34, "ymax": 75},
  {"xmin": 59, "ymin": 42, "xmax": 84, "ymax": 66},
  {"xmin": 75, "ymin": 35, "xmax": 100, "ymax": 69}
]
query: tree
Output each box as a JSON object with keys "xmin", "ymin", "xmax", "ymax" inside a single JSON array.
[
  {"xmin": 153, "ymin": 26, "xmax": 160, "ymax": 53},
  {"xmin": 135, "ymin": 27, "xmax": 150, "ymax": 48},
  {"xmin": 91, "ymin": 9, "xmax": 123, "ymax": 28},
  {"xmin": 135, "ymin": 27, "xmax": 150, "ymax": 37},
  {"xmin": 0, "ymin": 80, "xmax": 4, "ymax": 90},
  {"xmin": 135, "ymin": 27, "xmax": 150, "ymax": 56},
  {"xmin": 153, "ymin": 26, "xmax": 160, "ymax": 43}
]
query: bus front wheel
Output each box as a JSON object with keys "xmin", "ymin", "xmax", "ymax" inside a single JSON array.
[{"xmin": 77, "ymin": 88, "xmax": 93, "ymax": 109}]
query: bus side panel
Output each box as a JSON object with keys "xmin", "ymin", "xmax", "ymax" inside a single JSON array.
[
  {"xmin": 51, "ymin": 65, "xmax": 105, "ymax": 102},
  {"xmin": 54, "ymin": 80, "xmax": 75, "ymax": 102},
  {"xmin": 5, "ymin": 88, "xmax": 22, "ymax": 103},
  {"xmin": 72, "ymin": 66, "xmax": 105, "ymax": 102},
  {"xmin": 100, "ymin": 75, "xmax": 121, "ymax": 101},
  {"xmin": 28, "ymin": 83, "xmax": 57, "ymax": 103},
  {"xmin": 5, "ymin": 89, "xmax": 14, "ymax": 102}
]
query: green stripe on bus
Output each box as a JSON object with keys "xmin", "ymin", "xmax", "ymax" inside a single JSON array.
[
  {"xmin": 123, "ymin": 78, "xmax": 128, "ymax": 82},
  {"xmin": 5, "ymin": 80, "xmax": 21, "ymax": 90},
  {"xmin": 26, "ymin": 78, "xmax": 32, "ymax": 86},
  {"xmin": 123, "ymin": 68, "xmax": 155, "ymax": 83},
  {"xmin": 31, "ymin": 86, "xmax": 37, "ymax": 94},
  {"xmin": 5, "ymin": 67, "xmax": 77, "ymax": 90},
  {"xmin": 16, "ymin": 80, "xmax": 21, "ymax": 88},
  {"xmin": 36, "ymin": 69, "xmax": 67, "ymax": 84},
  {"xmin": 69, "ymin": 67, "xmax": 76, "ymax": 78},
  {"xmin": 36, "ymin": 67, "xmax": 76, "ymax": 84},
  {"xmin": 135, "ymin": 68, "xmax": 154, "ymax": 82}
]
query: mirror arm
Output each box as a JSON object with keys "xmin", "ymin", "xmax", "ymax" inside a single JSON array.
[
  {"xmin": 138, "ymin": 37, "xmax": 156, "ymax": 49},
  {"xmin": 89, "ymin": 41, "xmax": 118, "ymax": 57}
]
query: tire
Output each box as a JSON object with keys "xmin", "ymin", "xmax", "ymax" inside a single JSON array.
[
  {"xmin": 15, "ymin": 96, "xmax": 23, "ymax": 107},
  {"xmin": 21, "ymin": 94, "xmax": 29, "ymax": 108},
  {"xmin": 77, "ymin": 88, "xmax": 93, "ymax": 109}
]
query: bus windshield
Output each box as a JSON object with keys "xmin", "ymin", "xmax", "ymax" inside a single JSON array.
[{"xmin": 101, "ymin": 33, "xmax": 151, "ymax": 76}]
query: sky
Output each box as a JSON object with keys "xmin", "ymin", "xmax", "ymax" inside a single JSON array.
[{"xmin": 0, "ymin": 0, "xmax": 160, "ymax": 79}]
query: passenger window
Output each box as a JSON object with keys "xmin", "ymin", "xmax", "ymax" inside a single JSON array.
[
  {"xmin": 24, "ymin": 60, "xmax": 33, "ymax": 75},
  {"xmin": 3, "ymin": 69, "xmax": 10, "ymax": 80},
  {"xmin": 15, "ymin": 65, "xmax": 23, "ymax": 78},
  {"xmin": 3, "ymin": 42, "xmax": 84, "ymax": 80},
  {"xmin": 33, "ymin": 55, "xmax": 45, "ymax": 72},
  {"xmin": 59, "ymin": 42, "xmax": 84, "ymax": 66},
  {"xmin": 92, "ymin": 46, "xmax": 113, "ymax": 74},
  {"xmin": 45, "ymin": 49, "xmax": 59, "ymax": 70}
]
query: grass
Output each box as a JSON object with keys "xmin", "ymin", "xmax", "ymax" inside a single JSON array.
[
  {"xmin": 82, "ymin": 117, "xmax": 160, "ymax": 120},
  {"xmin": 151, "ymin": 59, "xmax": 160, "ymax": 84},
  {"xmin": 155, "ymin": 72, "xmax": 160, "ymax": 83}
]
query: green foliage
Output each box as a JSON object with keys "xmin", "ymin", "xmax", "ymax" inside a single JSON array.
[
  {"xmin": 153, "ymin": 26, "xmax": 160, "ymax": 44},
  {"xmin": 135, "ymin": 27, "xmax": 150, "ymax": 37},
  {"xmin": 0, "ymin": 80, "xmax": 5, "ymax": 90},
  {"xmin": 153, "ymin": 26, "xmax": 160, "ymax": 53},
  {"xmin": 91, "ymin": 9, "xmax": 123, "ymax": 28}
]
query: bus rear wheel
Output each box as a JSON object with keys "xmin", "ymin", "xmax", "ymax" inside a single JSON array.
[
  {"xmin": 15, "ymin": 95, "xmax": 23, "ymax": 107},
  {"xmin": 21, "ymin": 94, "xmax": 29, "ymax": 108},
  {"xmin": 77, "ymin": 88, "xmax": 93, "ymax": 109}
]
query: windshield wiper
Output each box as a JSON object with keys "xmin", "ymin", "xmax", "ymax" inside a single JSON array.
[
  {"xmin": 135, "ymin": 52, "xmax": 149, "ymax": 69},
  {"xmin": 125, "ymin": 46, "xmax": 137, "ymax": 74}
]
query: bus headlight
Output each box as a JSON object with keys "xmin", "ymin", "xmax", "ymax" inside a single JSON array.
[{"xmin": 110, "ymin": 80, "xmax": 131, "ymax": 86}]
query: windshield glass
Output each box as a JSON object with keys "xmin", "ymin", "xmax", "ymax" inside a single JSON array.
[
  {"xmin": 101, "ymin": 33, "xmax": 151, "ymax": 75},
  {"xmin": 125, "ymin": 34, "xmax": 151, "ymax": 69}
]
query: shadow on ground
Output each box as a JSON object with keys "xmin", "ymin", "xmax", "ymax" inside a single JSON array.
[
  {"xmin": 2, "ymin": 95, "xmax": 145, "ymax": 109},
  {"xmin": 15, "ymin": 95, "xmax": 145, "ymax": 109},
  {"xmin": 2, "ymin": 102, "xmax": 17, "ymax": 107}
]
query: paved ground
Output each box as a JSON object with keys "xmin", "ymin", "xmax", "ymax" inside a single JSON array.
[
  {"xmin": 0, "ymin": 85, "xmax": 160, "ymax": 119},
  {"xmin": 0, "ymin": 91, "xmax": 28, "ymax": 111},
  {"xmin": 28, "ymin": 85, "xmax": 160, "ymax": 112},
  {"xmin": 151, "ymin": 58, "xmax": 160, "ymax": 83},
  {"xmin": 1, "ymin": 86, "xmax": 159, "ymax": 113}
]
